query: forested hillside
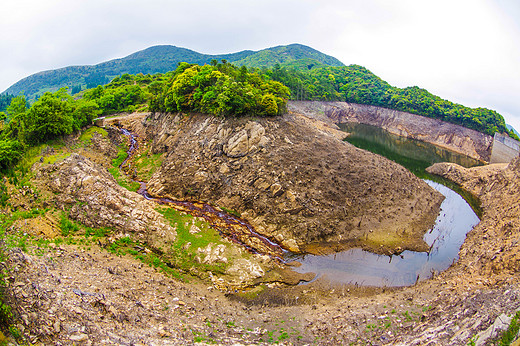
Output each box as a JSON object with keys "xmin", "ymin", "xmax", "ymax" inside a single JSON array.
[
  {"xmin": 1, "ymin": 42, "xmax": 516, "ymax": 161},
  {"xmin": 266, "ymin": 64, "xmax": 515, "ymax": 137},
  {"xmin": 0, "ymin": 94, "xmax": 13, "ymax": 113},
  {"xmin": 3, "ymin": 44, "xmax": 340, "ymax": 101}
]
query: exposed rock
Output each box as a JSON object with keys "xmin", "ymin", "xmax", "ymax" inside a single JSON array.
[
  {"xmin": 196, "ymin": 243, "xmax": 228, "ymax": 264},
  {"xmin": 132, "ymin": 111, "xmax": 443, "ymax": 255},
  {"xmin": 427, "ymin": 157, "xmax": 520, "ymax": 278},
  {"xmin": 34, "ymin": 154, "xmax": 176, "ymax": 251}
]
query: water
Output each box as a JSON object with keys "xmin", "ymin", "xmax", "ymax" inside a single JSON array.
[
  {"xmin": 290, "ymin": 180, "xmax": 480, "ymax": 286},
  {"xmin": 339, "ymin": 122, "xmax": 483, "ymax": 172},
  {"xmin": 289, "ymin": 122, "xmax": 482, "ymax": 287},
  {"xmin": 340, "ymin": 122, "xmax": 482, "ymax": 216}
]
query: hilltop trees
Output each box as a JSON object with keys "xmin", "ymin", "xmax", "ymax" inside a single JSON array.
[
  {"xmin": 150, "ymin": 62, "xmax": 289, "ymax": 117},
  {"xmin": 0, "ymin": 94, "xmax": 14, "ymax": 113},
  {"xmin": 265, "ymin": 64, "xmax": 514, "ymax": 137}
]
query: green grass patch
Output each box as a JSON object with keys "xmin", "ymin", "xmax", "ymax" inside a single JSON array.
[
  {"xmin": 221, "ymin": 206, "xmax": 241, "ymax": 218},
  {"xmin": 112, "ymin": 145, "xmax": 128, "ymax": 168},
  {"xmin": 108, "ymin": 144, "xmax": 140, "ymax": 192},
  {"xmin": 134, "ymin": 148, "xmax": 164, "ymax": 181},
  {"xmin": 497, "ymin": 310, "xmax": 520, "ymax": 346},
  {"xmin": 78, "ymin": 126, "xmax": 108, "ymax": 144},
  {"xmin": 158, "ymin": 207, "xmax": 231, "ymax": 275}
]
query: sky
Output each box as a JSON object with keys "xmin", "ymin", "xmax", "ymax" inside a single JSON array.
[{"xmin": 1, "ymin": 0, "xmax": 520, "ymax": 131}]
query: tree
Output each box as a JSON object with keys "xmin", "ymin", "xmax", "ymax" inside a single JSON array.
[
  {"xmin": 25, "ymin": 89, "xmax": 74, "ymax": 144},
  {"xmin": 73, "ymin": 99, "xmax": 100, "ymax": 129},
  {"xmin": 0, "ymin": 140, "xmax": 22, "ymax": 170},
  {"xmin": 6, "ymin": 95, "xmax": 28, "ymax": 122},
  {"xmin": 260, "ymin": 94, "xmax": 278, "ymax": 116}
]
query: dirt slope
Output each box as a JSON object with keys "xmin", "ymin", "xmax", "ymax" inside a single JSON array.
[{"xmin": 118, "ymin": 111, "xmax": 443, "ymax": 255}]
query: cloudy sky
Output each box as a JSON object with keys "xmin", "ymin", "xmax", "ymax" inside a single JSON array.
[{"xmin": 1, "ymin": 0, "xmax": 520, "ymax": 130}]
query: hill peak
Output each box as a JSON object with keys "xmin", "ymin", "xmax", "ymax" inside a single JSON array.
[{"xmin": 4, "ymin": 44, "xmax": 344, "ymax": 100}]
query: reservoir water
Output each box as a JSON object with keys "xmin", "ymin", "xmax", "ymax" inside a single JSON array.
[{"xmin": 289, "ymin": 122, "xmax": 482, "ymax": 287}]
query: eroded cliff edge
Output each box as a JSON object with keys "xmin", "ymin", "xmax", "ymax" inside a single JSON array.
[
  {"xmin": 288, "ymin": 100, "xmax": 494, "ymax": 162},
  {"xmin": 120, "ymin": 111, "xmax": 444, "ymax": 255}
]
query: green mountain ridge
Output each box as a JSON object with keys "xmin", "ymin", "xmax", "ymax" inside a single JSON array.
[{"xmin": 3, "ymin": 44, "xmax": 343, "ymax": 100}]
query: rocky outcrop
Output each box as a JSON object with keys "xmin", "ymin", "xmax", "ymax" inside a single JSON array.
[
  {"xmin": 125, "ymin": 111, "xmax": 444, "ymax": 255},
  {"xmin": 35, "ymin": 154, "xmax": 176, "ymax": 251},
  {"xmin": 288, "ymin": 101, "xmax": 494, "ymax": 162}
]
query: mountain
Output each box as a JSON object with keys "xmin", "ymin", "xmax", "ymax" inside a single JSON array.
[
  {"xmin": 3, "ymin": 44, "xmax": 344, "ymax": 101},
  {"xmin": 507, "ymin": 124, "xmax": 520, "ymax": 138}
]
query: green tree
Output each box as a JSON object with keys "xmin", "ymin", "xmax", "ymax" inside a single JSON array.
[
  {"xmin": 260, "ymin": 94, "xmax": 278, "ymax": 116},
  {"xmin": 25, "ymin": 89, "xmax": 74, "ymax": 144},
  {"xmin": 73, "ymin": 99, "xmax": 100, "ymax": 129},
  {"xmin": 0, "ymin": 140, "xmax": 22, "ymax": 170},
  {"xmin": 6, "ymin": 95, "xmax": 28, "ymax": 122}
]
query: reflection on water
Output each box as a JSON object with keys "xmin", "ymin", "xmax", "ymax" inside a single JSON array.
[
  {"xmin": 290, "ymin": 181, "xmax": 480, "ymax": 287},
  {"xmin": 339, "ymin": 122, "xmax": 483, "ymax": 174},
  {"xmin": 340, "ymin": 122, "xmax": 482, "ymax": 216}
]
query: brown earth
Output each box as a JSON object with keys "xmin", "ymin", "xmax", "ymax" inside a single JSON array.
[
  {"xmin": 113, "ymin": 111, "xmax": 443, "ymax": 256},
  {"xmin": 3, "ymin": 112, "xmax": 520, "ymax": 345}
]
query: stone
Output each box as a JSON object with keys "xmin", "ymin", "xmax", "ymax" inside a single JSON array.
[
  {"xmin": 189, "ymin": 224, "xmax": 201, "ymax": 234},
  {"xmin": 70, "ymin": 333, "xmax": 89, "ymax": 342},
  {"xmin": 270, "ymin": 183, "xmax": 283, "ymax": 197},
  {"xmin": 219, "ymin": 163, "xmax": 230, "ymax": 174},
  {"xmin": 475, "ymin": 313, "xmax": 513, "ymax": 346}
]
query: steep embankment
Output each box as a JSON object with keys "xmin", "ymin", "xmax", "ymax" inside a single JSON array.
[
  {"xmin": 288, "ymin": 101, "xmax": 494, "ymax": 162},
  {"xmin": 115, "ymin": 111, "xmax": 444, "ymax": 255}
]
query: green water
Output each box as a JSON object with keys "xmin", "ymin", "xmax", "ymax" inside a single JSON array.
[{"xmin": 339, "ymin": 122, "xmax": 483, "ymax": 217}]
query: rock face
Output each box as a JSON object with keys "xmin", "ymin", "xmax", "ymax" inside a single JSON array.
[
  {"xmin": 288, "ymin": 101, "xmax": 494, "ymax": 162},
  {"xmin": 35, "ymin": 154, "xmax": 176, "ymax": 251},
  {"xmin": 127, "ymin": 111, "xmax": 443, "ymax": 255}
]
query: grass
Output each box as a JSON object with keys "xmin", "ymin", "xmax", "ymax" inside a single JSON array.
[
  {"xmin": 108, "ymin": 144, "xmax": 140, "ymax": 192},
  {"xmin": 78, "ymin": 126, "xmax": 108, "ymax": 144},
  {"xmin": 134, "ymin": 146, "xmax": 164, "ymax": 181},
  {"xmin": 157, "ymin": 207, "xmax": 231, "ymax": 275}
]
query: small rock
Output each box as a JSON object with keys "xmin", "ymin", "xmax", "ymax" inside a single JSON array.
[
  {"xmin": 72, "ymin": 306, "xmax": 83, "ymax": 314},
  {"xmin": 270, "ymin": 183, "xmax": 284, "ymax": 197},
  {"xmin": 70, "ymin": 333, "xmax": 89, "ymax": 342},
  {"xmin": 219, "ymin": 163, "xmax": 230, "ymax": 174},
  {"xmin": 54, "ymin": 320, "xmax": 61, "ymax": 333},
  {"xmin": 159, "ymin": 329, "xmax": 171, "ymax": 338},
  {"xmin": 189, "ymin": 224, "xmax": 201, "ymax": 234}
]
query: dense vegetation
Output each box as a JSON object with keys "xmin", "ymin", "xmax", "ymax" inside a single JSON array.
[
  {"xmin": 266, "ymin": 64, "xmax": 515, "ymax": 137},
  {"xmin": 0, "ymin": 94, "xmax": 14, "ymax": 113},
  {"xmin": 0, "ymin": 90, "xmax": 100, "ymax": 170},
  {"xmin": 0, "ymin": 62, "xmax": 292, "ymax": 169},
  {"xmin": 4, "ymin": 44, "xmax": 340, "ymax": 101},
  {"xmin": 0, "ymin": 52, "xmax": 517, "ymax": 170},
  {"xmin": 149, "ymin": 62, "xmax": 289, "ymax": 116}
]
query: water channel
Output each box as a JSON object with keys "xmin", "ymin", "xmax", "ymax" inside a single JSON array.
[{"xmin": 289, "ymin": 122, "xmax": 481, "ymax": 287}]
